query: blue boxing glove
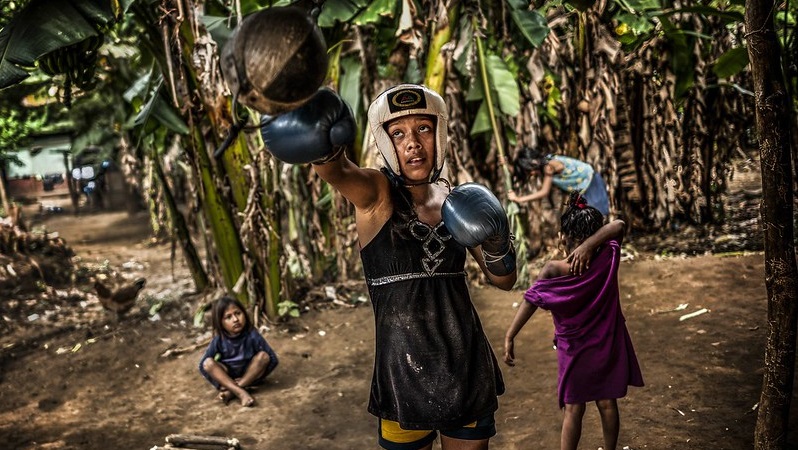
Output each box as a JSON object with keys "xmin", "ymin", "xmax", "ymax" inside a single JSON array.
[
  {"xmin": 442, "ymin": 183, "xmax": 516, "ymax": 276},
  {"xmin": 260, "ymin": 88, "xmax": 356, "ymax": 164}
]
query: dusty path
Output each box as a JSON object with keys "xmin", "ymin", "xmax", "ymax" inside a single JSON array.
[{"xmin": 0, "ymin": 209, "xmax": 790, "ymax": 450}]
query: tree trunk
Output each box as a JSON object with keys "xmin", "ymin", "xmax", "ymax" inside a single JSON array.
[
  {"xmin": 0, "ymin": 165, "xmax": 11, "ymax": 219},
  {"xmin": 152, "ymin": 151, "xmax": 208, "ymax": 292},
  {"xmin": 746, "ymin": 1, "xmax": 798, "ymax": 449},
  {"xmin": 187, "ymin": 121, "xmax": 247, "ymax": 304},
  {"xmin": 62, "ymin": 151, "xmax": 79, "ymax": 214}
]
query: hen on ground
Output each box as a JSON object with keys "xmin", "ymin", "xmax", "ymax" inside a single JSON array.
[{"xmin": 94, "ymin": 277, "xmax": 147, "ymax": 320}]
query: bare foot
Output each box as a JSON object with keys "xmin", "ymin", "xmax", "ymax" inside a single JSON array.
[
  {"xmin": 239, "ymin": 391, "xmax": 255, "ymax": 407},
  {"xmin": 217, "ymin": 389, "xmax": 234, "ymax": 405}
]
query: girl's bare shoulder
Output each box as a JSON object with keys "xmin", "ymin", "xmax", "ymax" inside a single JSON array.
[{"xmin": 539, "ymin": 259, "xmax": 569, "ymax": 279}]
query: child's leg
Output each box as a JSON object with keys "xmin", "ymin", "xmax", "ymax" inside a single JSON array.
[
  {"xmin": 439, "ymin": 436, "xmax": 488, "ymax": 450},
  {"xmin": 561, "ymin": 402, "xmax": 586, "ymax": 450},
  {"xmin": 595, "ymin": 399, "xmax": 619, "ymax": 450},
  {"xmin": 201, "ymin": 358, "xmax": 255, "ymax": 407},
  {"xmin": 235, "ymin": 350, "xmax": 273, "ymax": 388},
  {"xmin": 439, "ymin": 413, "xmax": 495, "ymax": 450}
]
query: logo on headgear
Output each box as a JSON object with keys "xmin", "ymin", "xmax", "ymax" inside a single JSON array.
[{"xmin": 388, "ymin": 88, "xmax": 426, "ymax": 113}]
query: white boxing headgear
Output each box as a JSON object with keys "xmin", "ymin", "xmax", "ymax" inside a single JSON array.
[{"xmin": 367, "ymin": 84, "xmax": 448, "ymax": 183}]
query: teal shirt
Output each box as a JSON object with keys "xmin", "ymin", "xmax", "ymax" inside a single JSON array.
[{"xmin": 550, "ymin": 155, "xmax": 594, "ymax": 194}]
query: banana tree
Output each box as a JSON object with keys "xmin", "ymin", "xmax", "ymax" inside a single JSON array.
[
  {"xmin": 0, "ymin": 106, "xmax": 46, "ymax": 220},
  {"xmin": 0, "ymin": 0, "xmax": 251, "ymax": 309},
  {"xmin": 125, "ymin": 73, "xmax": 210, "ymax": 291},
  {"xmin": 130, "ymin": 0, "xmax": 268, "ymax": 310},
  {"xmin": 0, "ymin": 0, "xmax": 126, "ymax": 99},
  {"xmin": 0, "ymin": 0, "xmax": 123, "ymax": 222},
  {"xmin": 2, "ymin": 0, "xmax": 770, "ymax": 322},
  {"xmin": 608, "ymin": 0, "xmax": 753, "ymax": 226}
]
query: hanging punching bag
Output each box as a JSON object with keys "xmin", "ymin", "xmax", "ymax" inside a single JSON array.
[{"xmin": 221, "ymin": 4, "xmax": 328, "ymax": 115}]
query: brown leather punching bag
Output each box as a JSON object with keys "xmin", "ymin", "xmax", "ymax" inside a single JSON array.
[{"xmin": 221, "ymin": 4, "xmax": 328, "ymax": 115}]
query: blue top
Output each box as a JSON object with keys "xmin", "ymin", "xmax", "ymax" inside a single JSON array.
[
  {"xmin": 199, "ymin": 328, "xmax": 278, "ymax": 388},
  {"xmin": 550, "ymin": 155, "xmax": 594, "ymax": 194},
  {"xmin": 547, "ymin": 155, "xmax": 609, "ymax": 215}
]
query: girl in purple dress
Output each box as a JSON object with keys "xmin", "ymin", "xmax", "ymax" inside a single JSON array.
[{"xmin": 503, "ymin": 192, "xmax": 643, "ymax": 450}]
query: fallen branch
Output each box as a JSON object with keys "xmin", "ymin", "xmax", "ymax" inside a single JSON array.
[
  {"xmin": 159, "ymin": 340, "xmax": 210, "ymax": 358},
  {"xmin": 165, "ymin": 434, "xmax": 241, "ymax": 449},
  {"xmin": 150, "ymin": 447, "xmax": 237, "ymax": 450},
  {"xmin": 679, "ymin": 308, "xmax": 709, "ymax": 322},
  {"xmin": 652, "ymin": 303, "xmax": 689, "ymax": 314}
]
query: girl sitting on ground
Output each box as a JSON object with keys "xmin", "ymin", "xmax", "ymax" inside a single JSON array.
[{"xmin": 199, "ymin": 295, "xmax": 278, "ymax": 407}]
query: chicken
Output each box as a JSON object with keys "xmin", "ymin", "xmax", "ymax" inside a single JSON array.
[{"xmin": 94, "ymin": 277, "xmax": 147, "ymax": 319}]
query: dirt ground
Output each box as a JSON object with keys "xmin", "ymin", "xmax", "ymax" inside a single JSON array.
[{"xmin": 1, "ymin": 186, "xmax": 796, "ymax": 449}]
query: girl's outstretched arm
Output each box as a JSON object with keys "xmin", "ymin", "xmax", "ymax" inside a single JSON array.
[
  {"xmin": 508, "ymin": 167, "xmax": 555, "ymax": 203},
  {"xmin": 567, "ymin": 219, "xmax": 626, "ymax": 275},
  {"xmin": 504, "ymin": 260, "xmax": 563, "ymax": 365},
  {"xmin": 504, "ymin": 300, "xmax": 538, "ymax": 366}
]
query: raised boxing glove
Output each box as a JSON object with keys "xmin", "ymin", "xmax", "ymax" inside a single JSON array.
[
  {"xmin": 260, "ymin": 88, "xmax": 356, "ymax": 164},
  {"xmin": 442, "ymin": 183, "xmax": 516, "ymax": 276}
]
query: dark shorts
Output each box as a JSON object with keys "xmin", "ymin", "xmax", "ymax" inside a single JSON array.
[{"xmin": 378, "ymin": 414, "xmax": 496, "ymax": 450}]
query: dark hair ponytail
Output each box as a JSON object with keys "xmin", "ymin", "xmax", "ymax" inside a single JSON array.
[
  {"xmin": 512, "ymin": 146, "xmax": 548, "ymax": 185},
  {"xmin": 560, "ymin": 191, "xmax": 604, "ymax": 243}
]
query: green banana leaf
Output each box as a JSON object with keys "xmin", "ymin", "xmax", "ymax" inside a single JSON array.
[
  {"xmin": 319, "ymin": 0, "xmax": 371, "ymax": 27},
  {"xmin": 712, "ymin": 46, "xmax": 749, "ymax": 79},
  {"xmin": 339, "ymin": 56, "xmax": 363, "ymax": 124},
  {"xmin": 136, "ymin": 89, "xmax": 190, "ymax": 135},
  {"xmin": 469, "ymin": 53, "xmax": 521, "ymax": 135},
  {"xmin": 486, "ymin": 54, "xmax": 520, "ymax": 116},
  {"xmin": 126, "ymin": 73, "xmax": 189, "ymax": 135},
  {"xmin": 201, "ymin": 16, "xmax": 236, "ymax": 51},
  {"xmin": 353, "ymin": 0, "xmax": 397, "ymax": 25},
  {"xmin": 659, "ymin": 16, "xmax": 694, "ymax": 100},
  {"xmin": 509, "ymin": 9, "xmax": 550, "ymax": 48},
  {"xmin": 318, "ymin": 0, "xmax": 401, "ymax": 28},
  {"xmin": 614, "ymin": 11, "xmax": 654, "ymax": 36},
  {"xmin": 0, "ymin": 0, "xmax": 119, "ymax": 89},
  {"xmin": 241, "ymin": 0, "xmax": 292, "ymax": 15},
  {"xmin": 471, "ymin": 101, "xmax": 491, "ymax": 136}
]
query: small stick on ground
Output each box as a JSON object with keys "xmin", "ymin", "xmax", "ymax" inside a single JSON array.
[
  {"xmin": 149, "ymin": 447, "xmax": 238, "ymax": 450},
  {"xmin": 164, "ymin": 434, "xmax": 241, "ymax": 449},
  {"xmin": 159, "ymin": 340, "xmax": 209, "ymax": 358}
]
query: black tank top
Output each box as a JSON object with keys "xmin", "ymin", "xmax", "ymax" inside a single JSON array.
[{"xmin": 359, "ymin": 218, "xmax": 505, "ymax": 430}]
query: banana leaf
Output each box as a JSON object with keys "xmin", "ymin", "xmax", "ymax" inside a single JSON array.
[
  {"xmin": 0, "ymin": 0, "xmax": 119, "ymax": 88},
  {"xmin": 135, "ymin": 89, "xmax": 190, "ymax": 135},
  {"xmin": 319, "ymin": 0, "xmax": 371, "ymax": 27},
  {"xmin": 124, "ymin": 69, "xmax": 188, "ymax": 136},
  {"xmin": 509, "ymin": 9, "xmax": 549, "ymax": 48},
  {"xmin": 469, "ymin": 54, "xmax": 520, "ymax": 136},
  {"xmin": 353, "ymin": 0, "xmax": 397, "ymax": 25},
  {"xmin": 340, "ymin": 56, "xmax": 363, "ymax": 125},
  {"xmin": 712, "ymin": 46, "xmax": 749, "ymax": 79}
]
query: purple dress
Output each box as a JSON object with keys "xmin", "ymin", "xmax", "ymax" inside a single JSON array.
[{"xmin": 524, "ymin": 239, "xmax": 643, "ymax": 407}]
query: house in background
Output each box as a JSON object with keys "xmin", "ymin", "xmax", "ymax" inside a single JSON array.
[
  {"xmin": 5, "ymin": 132, "xmax": 129, "ymax": 211},
  {"xmin": 6, "ymin": 132, "xmax": 72, "ymax": 203}
]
